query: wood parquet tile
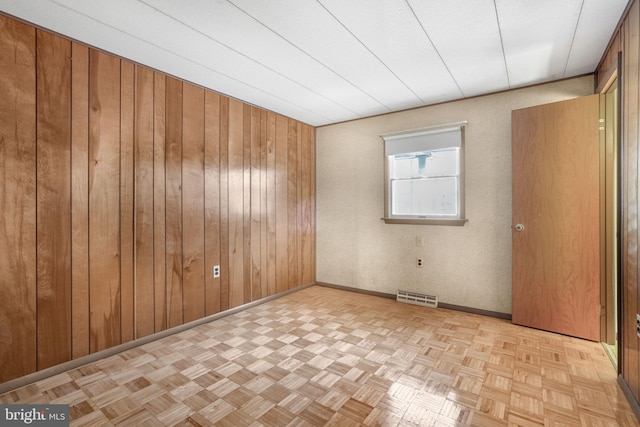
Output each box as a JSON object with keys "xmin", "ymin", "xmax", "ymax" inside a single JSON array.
[{"xmin": 0, "ymin": 285, "xmax": 638, "ymax": 426}]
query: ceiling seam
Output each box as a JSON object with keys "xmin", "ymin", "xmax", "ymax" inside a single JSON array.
[
  {"xmin": 48, "ymin": 0, "xmax": 332, "ymax": 124},
  {"xmin": 563, "ymin": 0, "xmax": 585, "ymax": 78},
  {"xmin": 493, "ymin": 0, "xmax": 511, "ymax": 88},
  {"xmin": 138, "ymin": 0, "xmax": 361, "ymax": 120},
  {"xmin": 405, "ymin": 0, "xmax": 465, "ymax": 98},
  {"xmin": 315, "ymin": 0, "xmax": 425, "ymax": 105},
  {"xmin": 227, "ymin": 0, "xmax": 391, "ymax": 115}
]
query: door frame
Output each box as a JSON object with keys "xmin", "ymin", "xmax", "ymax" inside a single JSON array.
[{"xmin": 597, "ymin": 52, "xmax": 623, "ymax": 374}]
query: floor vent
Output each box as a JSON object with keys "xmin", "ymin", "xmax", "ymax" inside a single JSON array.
[{"xmin": 396, "ymin": 290, "xmax": 438, "ymax": 308}]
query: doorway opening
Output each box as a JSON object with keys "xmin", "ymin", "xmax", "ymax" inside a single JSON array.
[{"xmin": 600, "ymin": 72, "xmax": 619, "ymax": 370}]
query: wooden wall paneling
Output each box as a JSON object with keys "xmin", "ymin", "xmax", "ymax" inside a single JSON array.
[
  {"xmin": 166, "ymin": 76, "xmax": 184, "ymax": 328},
  {"xmin": 622, "ymin": 16, "xmax": 632, "ymax": 391},
  {"xmin": 36, "ymin": 30, "xmax": 72, "ymax": 370},
  {"xmin": 243, "ymin": 104, "xmax": 252, "ymax": 304},
  {"xmin": 0, "ymin": 16, "xmax": 37, "ymax": 382},
  {"xmin": 120, "ymin": 60, "xmax": 135, "ymax": 344},
  {"xmin": 260, "ymin": 110, "xmax": 269, "ymax": 298},
  {"xmin": 287, "ymin": 119, "xmax": 299, "ymax": 289},
  {"xmin": 0, "ymin": 13, "xmax": 318, "ymax": 381},
  {"xmin": 308, "ymin": 124, "xmax": 316, "ymax": 284},
  {"xmin": 620, "ymin": 13, "xmax": 628, "ymax": 384},
  {"xmin": 266, "ymin": 112, "xmax": 277, "ymax": 297},
  {"xmin": 296, "ymin": 122, "xmax": 303, "ymax": 286},
  {"xmin": 251, "ymin": 106, "xmax": 262, "ymax": 301},
  {"xmin": 228, "ymin": 99, "xmax": 245, "ymax": 308},
  {"xmin": 612, "ymin": 32, "xmax": 622, "ymax": 75},
  {"xmin": 153, "ymin": 72, "xmax": 167, "ymax": 332},
  {"xmin": 219, "ymin": 97, "xmax": 230, "ymax": 311},
  {"xmin": 599, "ymin": 35, "xmax": 620, "ymax": 82},
  {"xmin": 625, "ymin": 2, "xmax": 640, "ymax": 400},
  {"xmin": 630, "ymin": 1, "xmax": 640, "ymax": 400},
  {"xmin": 88, "ymin": 49, "xmax": 122, "ymax": 353},
  {"xmin": 622, "ymin": 2, "xmax": 639, "ymax": 400},
  {"xmin": 71, "ymin": 42, "xmax": 90, "ymax": 360},
  {"xmin": 134, "ymin": 65, "xmax": 155, "ymax": 338},
  {"xmin": 610, "ymin": 34, "xmax": 621, "ymax": 75},
  {"xmin": 310, "ymin": 127, "xmax": 316, "ymax": 282},
  {"xmin": 182, "ymin": 83, "xmax": 206, "ymax": 323},
  {"xmin": 618, "ymin": 17, "xmax": 635, "ymax": 388},
  {"xmin": 275, "ymin": 115, "xmax": 289, "ymax": 293},
  {"xmin": 204, "ymin": 91, "xmax": 221, "ymax": 316},
  {"xmin": 301, "ymin": 124, "xmax": 313, "ymax": 285}
]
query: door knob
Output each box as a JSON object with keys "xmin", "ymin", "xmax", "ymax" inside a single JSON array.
[{"xmin": 514, "ymin": 224, "xmax": 525, "ymax": 232}]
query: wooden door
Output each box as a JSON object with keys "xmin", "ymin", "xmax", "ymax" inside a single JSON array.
[{"xmin": 512, "ymin": 95, "xmax": 601, "ymax": 341}]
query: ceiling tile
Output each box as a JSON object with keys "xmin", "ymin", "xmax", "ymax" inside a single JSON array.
[
  {"xmin": 230, "ymin": 0, "xmax": 423, "ymax": 113},
  {"xmin": 408, "ymin": 0, "xmax": 509, "ymax": 97},
  {"xmin": 565, "ymin": 0, "xmax": 628, "ymax": 76},
  {"xmin": 318, "ymin": 0, "xmax": 462, "ymax": 105},
  {"xmin": 496, "ymin": 0, "xmax": 583, "ymax": 87},
  {"xmin": 142, "ymin": 0, "xmax": 375, "ymax": 120}
]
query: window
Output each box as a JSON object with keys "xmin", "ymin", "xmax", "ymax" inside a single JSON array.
[{"xmin": 382, "ymin": 123, "xmax": 467, "ymax": 225}]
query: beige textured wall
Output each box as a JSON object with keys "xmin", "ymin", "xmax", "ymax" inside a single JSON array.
[{"xmin": 316, "ymin": 75, "xmax": 594, "ymax": 315}]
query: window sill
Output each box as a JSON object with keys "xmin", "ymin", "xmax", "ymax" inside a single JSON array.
[{"xmin": 381, "ymin": 217, "xmax": 468, "ymax": 226}]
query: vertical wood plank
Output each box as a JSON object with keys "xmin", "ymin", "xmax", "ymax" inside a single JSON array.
[
  {"xmin": 243, "ymin": 104, "xmax": 252, "ymax": 304},
  {"xmin": 166, "ymin": 76, "xmax": 183, "ymax": 328},
  {"xmin": 120, "ymin": 60, "xmax": 135, "ymax": 344},
  {"xmin": 310, "ymin": 126, "xmax": 316, "ymax": 283},
  {"xmin": 301, "ymin": 124, "xmax": 313, "ymax": 285},
  {"xmin": 0, "ymin": 16, "xmax": 37, "ymax": 382},
  {"xmin": 275, "ymin": 115, "xmax": 289, "ymax": 293},
  {"xmin": 266, "ymin": 112, "xmax": 277, "ymax": 297},
  {"xmin": 219, "ymin": 97, "xmax": 230, "ymax": 311},
  {"xmin": 88, "ymin": 49, "xmax": 121, "ymax": 353},
  {"xmin": 598, "ymin": 35, "xmax": 621, "ymax": 83},
  {"xmin": 182, "ymin": 83, "xmax": 206, "ymax": 323},
  {"xmin": 251, "ymin": 107, "xmax": 262, "ymax": 301},
  {"xmin": 287, "ymin": 119, "xmax": 299, "ymax": 290},
  {"xmin": 134, "ymin": 65, "xmax": 155, "ymax": 338},
  {"xmin": 620, "ymin": 6, "xmax": 635, "ymax": 398},
  {"xmin": 296, "ymin": 122, "xmax": 304, "ymax": 287},
  {"xmin": 228, "ymin": 99, "xmax": 245, "ymax": 308},
  {"xmin": 205, "ymin": 91, "xmax": 221, "ymax": 316},
  {"xmin": 626, "ymin": 1, "xmax": 640, "ymax": 399},
  {"xmin": 622, "ymin": 16, "xmax": 631, "ymax": 389},
  {"xmin": 36, "ymin": 29, "xmax": 71, "ymax": 370},
  {"xmin": 153, "ymin": 72, "xmax": 167, "ymax": 332},
  {"xmin": 71, "ymin": 42, "xmax": 90, "ymax": 360},
  {"xmin": 260, "ymin": 110, "xmax": 269, "ymax": 298}
]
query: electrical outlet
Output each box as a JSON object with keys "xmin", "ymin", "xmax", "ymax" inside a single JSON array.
[
  {"xmin": 416, "ymin": 257, "xmax": 424, "ymax": 268},
  {"xmin": 213, "ymin": 265, "xmax": 220, "ymax": 278},
  {"xmin": 637, "ymin": 314, "xmax": 640, "ymax": 338}
]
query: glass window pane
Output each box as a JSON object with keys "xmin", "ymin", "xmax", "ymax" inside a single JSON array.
[
  {"xmin": 392, "ymin": 177, "xmax": 458, "ymax": 216},
  {"xmin": 390, "ymin": 148, "xmax": 458, "ymax": 179}
]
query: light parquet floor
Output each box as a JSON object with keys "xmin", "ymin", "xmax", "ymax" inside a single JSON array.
[{"xmin": 0, "ymin": 286, "xmax": 637, "ymax": 426}]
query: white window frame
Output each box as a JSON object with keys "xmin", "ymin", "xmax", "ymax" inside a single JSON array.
[{"xmin": 381, "ymin": 122, "xmax": 468, "ymax": 226}]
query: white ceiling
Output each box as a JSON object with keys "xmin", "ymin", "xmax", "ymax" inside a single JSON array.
[{"xmin": 0, "ymin": 0, "xmax": 629, "ymax": 126}]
